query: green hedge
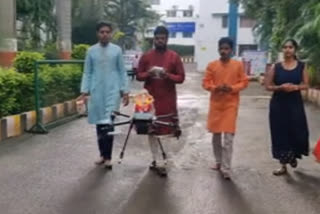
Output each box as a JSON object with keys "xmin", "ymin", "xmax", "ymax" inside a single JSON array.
[
  {"xmin": 167, "ymin": 45, "xmax": 194, "ymax": 57},
  {"xmin": 72, "ymin": 44, "xmax": 90, "ymax": 60},
  {"xmin": 44, "ymin": 43, "xmax": 60, "ymax": 60},
  {"xmin": 308, "ymin": 65, "xmax": 320, "ymax": 88},
  {"xmin": 0, "ymin": 50, "xmax": 86, "ymax": 118},
  {"xmin": 39, "ymin": 65, "xmax": 82, "ymax": 107},
  {"xmin": 0, "ymin": 68, "xmax": 30, "ymax": 117},
  {"xmin": 13, "ymin": 52, "xmax": 45, "ymax": 73},
  {"xmin": 0, "ymin": 65, "xmax": 82, "ymax": 118}
]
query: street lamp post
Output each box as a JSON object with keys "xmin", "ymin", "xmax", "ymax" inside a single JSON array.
[{"xmin": 228, "ymin": 1, "xmax": 239, "ymax": 55}]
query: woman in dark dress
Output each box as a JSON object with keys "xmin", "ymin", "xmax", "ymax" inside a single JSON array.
[{"xmin": 265, "ymin": 39, "xmax": 309, "ymax": 176}]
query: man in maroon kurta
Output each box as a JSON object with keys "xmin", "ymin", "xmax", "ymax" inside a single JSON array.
[{"xmin": 137, "ymin": 26, "xmax": 185, "ymax": 175}]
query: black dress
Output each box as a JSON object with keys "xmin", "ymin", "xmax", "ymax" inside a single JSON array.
[{"xmin": 269, "ymin": 61, "xmax": 309, "ymax": 164}]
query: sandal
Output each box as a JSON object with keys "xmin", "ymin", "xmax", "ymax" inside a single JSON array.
[
  {"xmin": 149, "ymin": 161, "xmax": 157, "ymax": 170},
  {"xmin": 104, "ymin": 160, "xmax": 113, "ymax": 170},
  {"xmin": 221, "ymin": 171, "xmax": 231, "ymax": 180},
  {"xmin": 156, "ymin": 167, "xmax": 168, "ymax": 177},
  {"xmin": 290, "ymin": 159, "xmax": 298, "ymax": 168},
  {"xmin": 273, "ymin": 166, "xmax": 287, "ymax": 176}
]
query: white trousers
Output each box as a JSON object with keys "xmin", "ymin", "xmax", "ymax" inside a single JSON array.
[
  {"xmin": 148, "ymin": 135, "xmax": 168, "ymax": 167},
  {"xmin": 212, "ymin": 133, "xmax": 234, "ymax": 173}
]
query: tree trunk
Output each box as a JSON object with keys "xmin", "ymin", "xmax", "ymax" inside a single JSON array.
[
  {"xmin": 56, "ymin": 0, "xmax": 72, "ymax": 59},
  {"xmin": 0, "ymin": 0, "xmax": 17, "ymax": 67}
]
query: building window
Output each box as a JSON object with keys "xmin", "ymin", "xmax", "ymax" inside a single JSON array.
[
  {"xmin": 240, "ymin": 16, "xmax": 256, "ymax": 28},
  {"xmin": 222, "ymin": 15, "xmax": 228, "ymax": 28},
  {"xmin": 183, "ymin": 32, "xmax": 193, "ymax": 38},
  {"xmin": 146, "ymin": 29, "xmax": 154, "ymax": 34},
  {"xmin": 167, "ymin": 10, "xmax": 177, "ymax": 17},
  {"xmin": 150, "ymin": 0, "xmax": 160, "ymax": 5},
  {"xmin": 239, "ymin": 45, "xmax": 258, "ymax": 56},
  {"xmin": 183, "ymin": 10, "xmax": 193, "ymax": 17},
  {"xmin": 169, "ymin": 32, "xmax": 177, "ymax": 38}
]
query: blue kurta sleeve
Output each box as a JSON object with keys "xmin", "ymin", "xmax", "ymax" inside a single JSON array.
[
  {"xmin": 117, "ymin": 49, "xmax": 129, "ymax": 94},
  {"xmin": 80, "ymin": 50, "xmax": 92, "ymax": 94}
]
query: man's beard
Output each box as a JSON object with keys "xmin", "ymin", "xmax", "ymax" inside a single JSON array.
[
  {"xmin": 155, "ymin": 44, "xmax": 167, "ymax": 51},
  {"xmin": 100, "ymin": 38, "xmax": 109, "ymax": 46}
]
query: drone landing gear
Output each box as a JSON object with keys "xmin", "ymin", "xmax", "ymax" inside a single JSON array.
[
  {"xmin": 118, "ymin": 125, "xmax": 169, "ymax": 177},
  {"xmin": 118, "ymin": 121, "xmax": 134, "ymax": 164},
  {"xmin": 148, "ymin": 139, "xmax": 168, "ymax": 178}
]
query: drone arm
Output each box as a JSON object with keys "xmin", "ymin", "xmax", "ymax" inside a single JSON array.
[
  {"xmin": 113, "ymin": 120, "xmax": 132, "ymax": 126},
  {"xmin": 153, "ymin": 120, "xmax": 176, "ymax": 127},
  {"xmin": 113, "ymin": 111, "xmax": 131, "ymax": 118},
  {"xmin": 156, "ymin": 113, "xmax": 177, "ymax": 120}
]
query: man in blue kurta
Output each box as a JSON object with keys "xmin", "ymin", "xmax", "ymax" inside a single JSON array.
[{"xmin": 78, "ymin": 22, "xmax": 129, "ymax": 168}]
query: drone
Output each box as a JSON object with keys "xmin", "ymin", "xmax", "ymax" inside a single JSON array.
[{"xmin": 105, "ymin": 91, "xmax": 181, "ymax": 176}]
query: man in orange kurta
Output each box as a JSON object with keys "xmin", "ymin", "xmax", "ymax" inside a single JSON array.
[{"xmin": 202, "ymin": 37, "xmax": 248, "ymax": 179}]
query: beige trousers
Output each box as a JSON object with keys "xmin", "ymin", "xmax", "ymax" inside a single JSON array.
[
  {"xmin": 212, "ymin": 133, "xmax": 234, "ymax": 173},
  {"xmin": 148, "ymin": 135, "xmax": 168, "ymax": 167}
]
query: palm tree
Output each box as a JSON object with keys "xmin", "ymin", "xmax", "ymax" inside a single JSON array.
[
  {"xmin": 72, "ymin": 0, "xmax": 104, "ymax": 45},
  {"xmin": 295, "ymin": 1, "xmax": 320, "ymax": 86},
  {"xmin": 0, "ymin": 0, "xmax": 17, "ymax": 67},
  {"xmin": 17, "ymin": 0, "xmax": 56, "ymax": 50},
  {"xmin": 71, "ymin": 0, "xmax": 159, "ymax": 47},
  {"xmin": 102, "ymin": 0, "xmax": 159, "ymax": 49},
  {"xmin": 237, "ymin": 0, "xmax": 320, "ymax": 85},
  {"xmin": 56, "ymin": 0, "xmax": 72, "ymax": 59}
]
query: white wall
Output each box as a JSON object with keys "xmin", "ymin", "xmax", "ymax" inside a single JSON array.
[
  {"xmin": 238, "ymin": 28, "xmax": 256, "ymax": 45},
  {"xmin": 195, "ymin": 0, "xmax": 257, "ymax": 71},
  {"xmin": 195, "ymin": 0, "xmax": 225, "ymax": 70}
]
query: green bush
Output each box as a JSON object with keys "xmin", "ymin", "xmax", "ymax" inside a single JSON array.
[
  {"xmin": 13, "ymin": 51, "xmax": 45, "ymax": 73},
  {"xmin": 44, "ymin": 43, "xmax": 60, "ymax": 60},
  {"xmin": 0, "ymin": 68, "xmax": 29, "ymax": 117},
  {"xmin": 39, "ymin": 65, "xmax": 82, "ymax": 107},
  {"xmin": 0, "ymin": 65, "xmax": 83, "ymax": 118},
  {"xmin": 167, "ymin": 45, "xmax": 194, "ymax": 56},
  {"xmin": 308, "ymin": 65, "xmax": 320, "ymax": 88},
  {"xmin": 72, "ymin": 44, "xmax": 90, "ymax": 60}
]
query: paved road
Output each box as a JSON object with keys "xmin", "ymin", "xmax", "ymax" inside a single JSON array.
[{"xmin": 0, "ymin": 64, "xmax": 319, "ymax": 214}]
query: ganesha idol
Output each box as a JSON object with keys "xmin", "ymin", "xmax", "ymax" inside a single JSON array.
[{"xmin": 134, "ymin": 89, "xmax": 154, "ymax": 113}]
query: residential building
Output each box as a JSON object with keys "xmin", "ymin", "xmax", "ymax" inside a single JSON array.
[
  {"xmin": 147, "ymin": 0, "xmax": 199, "ymax": 46},
  {"xmin": 195, "ymin": 0, "xmax": 258, "ymax": 71}
]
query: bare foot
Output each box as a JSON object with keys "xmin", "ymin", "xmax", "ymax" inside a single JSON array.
[
  {"xmin": 273, "ymin": 166, "xmax": 287, "ymax": 176},
  {"xmin": 290, "ymin": 159, "xmax": 298, "ymax": 168},
  {"xmin": 95, "ymin": 157, "xmax": 105, "ymax": 165},
  {"xmin": 211, "ymin": 163, "xmax": 221, "ymax": 171},
  {"xmin": 221, "ymin": 171, "xmax": 231, "ymax": 180},
  {"xmin": 149, "ymin": 161, "xmax": 157, "ymax": 170},
  {"xmin": 156, "ymin": 167, "xmax": 168, "ymax": 177}
]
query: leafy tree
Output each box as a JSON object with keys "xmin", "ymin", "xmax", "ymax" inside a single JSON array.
[
  {"xmin": 72, "ymin": 0, "xmax": 159, "ymax": 49},
  {"xmin": 236, "ymin": 0, "xmax": 320, "ymax": 85},
  {"xmin": 17, "ymin": 0, "xmax": 56, "ymax": 50}
]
